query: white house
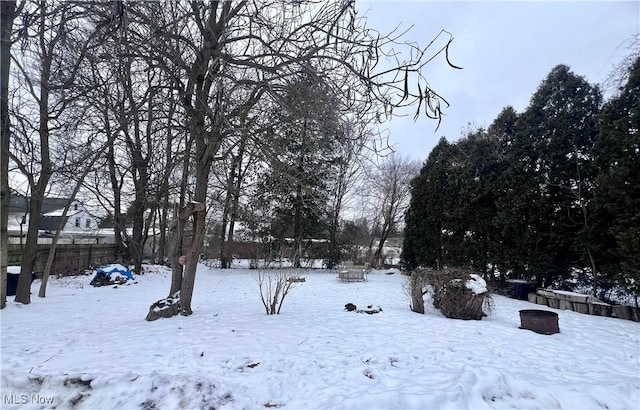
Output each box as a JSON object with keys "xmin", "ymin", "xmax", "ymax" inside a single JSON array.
[
  {"xmin": 7, "ymin": 196, "xmax": 109, "ymax": 244},
  {"xmin": 42, "ymin": 201, "xmax": 97, "ymax": 232}
]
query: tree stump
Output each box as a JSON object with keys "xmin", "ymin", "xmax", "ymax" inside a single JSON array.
[
  {"xmin": 409, "ymin": 272, "xmax": 429, "ymax": 314},
  {"xmin": 145, "ymin": 291, "xmax": 182, "ymax": 321}
]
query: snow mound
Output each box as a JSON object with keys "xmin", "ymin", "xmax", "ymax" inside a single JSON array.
[{"xmin": 465, "ymin": 273, "xmax": 488, "ymax": 295}]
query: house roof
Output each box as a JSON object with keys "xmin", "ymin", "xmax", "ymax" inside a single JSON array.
[
  {"xmin": 8, "ymin": 196, "xmax": 70, "ymax": 214},
  {"xmin": 39, "ymin": 215, "xmax": 70, "ymax": 231}
]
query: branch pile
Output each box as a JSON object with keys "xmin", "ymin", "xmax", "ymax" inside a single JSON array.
[{"xmin": 409, "ymin": 268, "xmax": 493, "ymax": 320}]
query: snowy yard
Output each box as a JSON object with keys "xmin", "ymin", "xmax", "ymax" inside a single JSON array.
[{"xmin": 1, "ymin": 264, "xmax": 639, "ymax": 409}]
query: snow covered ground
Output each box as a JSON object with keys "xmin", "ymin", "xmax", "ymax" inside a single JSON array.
[{"xmin": 1, "ymin": 264, "xmax": 638, "ymax": 409}]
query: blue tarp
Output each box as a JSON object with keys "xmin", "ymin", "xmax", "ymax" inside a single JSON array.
[{"xmin": 90, "ymin": 264, "xmax": 134, "ymax": 286}]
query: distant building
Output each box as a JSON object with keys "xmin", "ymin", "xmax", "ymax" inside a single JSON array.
[{"xmin": 7, "ymin": 195, "xmax": 111, "ymax": 244}]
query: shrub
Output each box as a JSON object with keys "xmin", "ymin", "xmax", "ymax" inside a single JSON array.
[{"xmin": 256, "ymin": 270, "xmax": 302, "ymax": 315}]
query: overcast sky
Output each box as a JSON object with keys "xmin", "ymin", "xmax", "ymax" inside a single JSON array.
[{"xmin": 355, "ymin": 0, "xmax": 640, "ymax": 162}]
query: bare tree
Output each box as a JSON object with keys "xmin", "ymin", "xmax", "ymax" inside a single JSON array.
[
  {"xmin": 6, "ymin": 0, "xmax": 129, "ymax": 304},
  {"xmin": 9, "ymin": 1, "xmax": 91, "ymax": 304},
  {"xmin": 147, "ymin": 88, "xmax": 183, "ymax": 264},
  {"xmin": 123, "ymin": 0, "xmax": 457, "ymax": 318},
  {"xmin": 38, "ymin": 144, "xmax": 108, "ymax": 298},
  {"xmin": 602, "ymin": 34, "xmax": 639, "ymax": 94},
  {"xmin": 75, "ymin": 15, "xmax": 187, "ymax": 272},
  {"xmin": 367, "ymin": 154, "xmax": 420, "ymax": 267},
  {"xmin": 217, "ymin": 124, "xmax": 261, "ymax": 268},
  {"xmin": 1, "ymin": 0, "xmax": 19, "ymax": 309},
  {"xmin": 326, "ymin": 120, "xmax": 374, "ymax": 268}
]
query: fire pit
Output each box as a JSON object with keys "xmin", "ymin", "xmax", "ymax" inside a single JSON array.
[{"xmin": 519, "ymin": 309, "xmax": 559, "ymax": 335}]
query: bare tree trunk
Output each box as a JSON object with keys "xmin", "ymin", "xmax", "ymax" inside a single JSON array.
[
  {"xmin": 226, "ymin": 214, "xmax": 237, "ymax": 264},
  {"xmin": 157, "ymin": 202, "xmax": 168, "ymax": 263},
  {"xmin": 177, "ymin": 200, "xmax": 207, "ymax": 316},
  {"xmin": 164, "ymin": 43, "xmax": 219, "ymax": 314},
  {"xmin": 106, "ymin": 138, "xmax": 128, "ymax": 261},
  {"xmin": 121, "ymin": 62, "xmax": 150, "ymax": 277},
  {"xmin": 179, "ymin": 75, "xmax": 217, "ymax": 313},
  {"xmin": 129, "ymin": 196, "xmax": 145, "ymax": 275},
  {"xmin": 366, "ymin": 228, "xmax": 377, "ymax": 266},
  {"xmin": 174, "ymin": 132, "xmax": 211, "ymax": 315},
  {"xmin": 222, "ymin": 130, "xmax": 252, "ymax": 268},
  {"xmin": 0, "ymin": 0, "xmax": 16, "ymax": 309},
  {"xmin": 157, "ymin": 95, "xmax": 177, "ymax": 264},
  {"xmin": 580, "ymin": 184, "xmax": 598, "ymax": 297},
  {"xmin": 39, "ymin": 146, "xmax": 108, "ymax": 297},
  {"xmin": 372, "ymin": 183, "xmax": 398, "ymax": 268},
  {"xmin": 148, "ymin": 201, "xmax": 206, "ymax": 321},
  {"xmin": 166, "ymin": 133, "xmax": 193, "ymax": 293},
  {"xmin": 151, "ymin": 210, "xmax": 158, "ymax": 262},
  {"xmin": 16, "ymin": 193, "xmax": 48, "ymax": 303},
  {"xmin": 372, "ymin": 222, "xmax": 391, "ymax": 267},
  {"xmin": 328, "ymin": 194, "xmax": 342, "ymax": 269},
  {"xmin": 226, "ymin": 177, "xmax": 242, "ymax": 265},
  {"xmin": 16, "ymin": 3, "xmax": 56, "ymax": 303},
  {"xmin": 167, "ymin": 210, "xmax": 184, "ymax": 295},
  {"xmin": 219, "ymin": 187, "xmax": 232, "ymax": 268}
]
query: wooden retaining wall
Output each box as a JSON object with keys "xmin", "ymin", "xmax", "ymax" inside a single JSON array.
[
  {"xmin": 530, "ymin": 288, "xmax": 640, "ymax": 322},
  {"xmin": 7, "ymin": 244, "xmax": 117, "ymax": 274}
]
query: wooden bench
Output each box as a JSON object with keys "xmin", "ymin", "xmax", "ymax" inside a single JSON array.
[{"xmin": 337, "ymin": 266, "xmax": 368, "ymax": 282}]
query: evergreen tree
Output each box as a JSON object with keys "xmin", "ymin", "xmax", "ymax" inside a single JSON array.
[
  {"xmin": 453, "ymin": 130, "xmax": 503, "ymax": 275},
  {"xmin": 594, "ymin": 56, "xmax": 640, "ymax": 304},
  {"xmin": 513, "ymin": 65, "xmax": 602, "ymax": 282},
  {"xmin": 260, "ymin": 66, "xmax": 345, "ymax": 265},
  {"xmin": 403, "ymin": 66, "xmax": 623, "ymax": 296},
  {"xmin": 403, "ymin": 128, "xmax": 506, "ymax": 276},
  {"xmin": 486, "ymin": 107, "xmax": 522, "ymax": 280},
  {"xmin": 402, "ymin": 138, "xmax": 452, "ymax": 270}
]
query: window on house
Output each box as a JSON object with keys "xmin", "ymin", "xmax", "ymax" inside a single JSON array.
[
  {"xmin": 75, "ymin": 218, "xmax": 80, "ymax": 227},
  {"xmin": 86, "ymin": 219, "xmax": 91, "ymax": 228},
  {"xmin": 74, "ymin": 203, "xmax": 78, "ymax": 211}
]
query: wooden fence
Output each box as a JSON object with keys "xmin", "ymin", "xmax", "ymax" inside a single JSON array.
[{"xmin": 7, "ymin": 244, "xmax": 117, "ymax": 274}]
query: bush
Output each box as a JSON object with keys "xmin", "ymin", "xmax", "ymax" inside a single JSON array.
[
  {"xmin": 256, "ymin": 270, "xmax": 302, "ymax": 315},
  {"xmin": 407, "ymin": 268, "xmax": 493, "ymax": 320}
]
